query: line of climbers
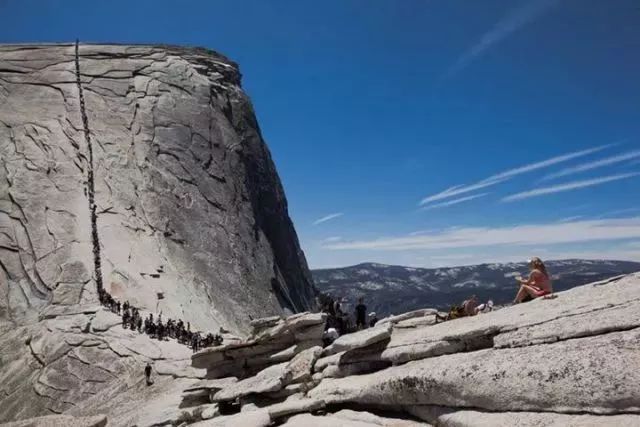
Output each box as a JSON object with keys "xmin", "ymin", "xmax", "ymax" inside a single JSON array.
[{"xmin": 97, "ymin": 288, "xmax": 223, "ymax": 352}]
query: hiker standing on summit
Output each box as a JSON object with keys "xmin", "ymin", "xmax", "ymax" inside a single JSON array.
[
  {"xmin": 355, "ymin": 297, "xmax": 367, "ymax": 330},
  {"xmin": 514, "ymin": 257, "xmax": 553, "ymax": 303}
]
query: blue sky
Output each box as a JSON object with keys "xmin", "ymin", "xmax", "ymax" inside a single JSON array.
[{"xmin": 2, "ymin": 0, "xmax": 639, "ymax": 268}]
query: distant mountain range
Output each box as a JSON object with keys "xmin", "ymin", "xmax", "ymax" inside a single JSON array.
[{"xmin": 312, "ymin": 259, "xmax": 640, "ymax": 317}]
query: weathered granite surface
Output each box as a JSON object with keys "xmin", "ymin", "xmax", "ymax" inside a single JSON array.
[
  {"xmin": 3, "ymin": 272, "xmax": 640, "ymax": 426},
  {"xmin": 0, "ymin": 43, "xmax": 316, "ymax": 337},
  {"xmin": 0, "ymin": 42, "xmax": 316, "ymax": 425}
]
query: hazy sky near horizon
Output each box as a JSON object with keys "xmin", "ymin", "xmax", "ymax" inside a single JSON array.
[{"xmin": 2, "ymin": 0, "xmax": 639, "ymax": 268}]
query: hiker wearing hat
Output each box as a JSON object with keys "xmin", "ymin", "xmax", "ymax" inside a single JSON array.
[{"xmin": 368, "ymin": 312, "xmax": 378, "ymax": 327}]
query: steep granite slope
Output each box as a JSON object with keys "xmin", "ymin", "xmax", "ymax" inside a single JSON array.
[
  {"xmin": 0, "ymin": 42, "xmax": 316, "ymax": 424},
  {"xmin": 0, "ymin": 43, "xmax": 315, "ymax": 335}
]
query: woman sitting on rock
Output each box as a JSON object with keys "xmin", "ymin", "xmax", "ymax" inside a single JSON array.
[{"xmin": 514, "ymin": 257, "xmax": 553, "ymax": 303}]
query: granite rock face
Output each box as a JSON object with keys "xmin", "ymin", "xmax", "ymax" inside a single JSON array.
[
  {"xmin": 0, "ymin": 42, "xmax": 315, "ymax": 425},
  {"xmin": 3, "ymin": 273, "xmax": 640, "ymax": 426},
  {"xmin": 0, "ymin": 43, "xmax": 316, "ymax": 336},
  {"xmin": 3, "ymin": 43, "xmax": 640, "ymax": 427}
]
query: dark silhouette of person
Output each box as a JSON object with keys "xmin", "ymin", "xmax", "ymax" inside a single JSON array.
[
  {"xmin": 122, "ymin": 309, "xmax": 129, "ymax": 328},
  {"xmin": 144, "ymin": 363, "xmax": 152, "ymax": 386},
  {"xmin": 355, "ymin": 297, "xmax": 367, "ymax": 329},
  {"xmin": 191, "ymin": 333, "xmax": 199, "ymax": 353}
]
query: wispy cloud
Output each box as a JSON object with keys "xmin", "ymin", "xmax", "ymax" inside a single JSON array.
[
  {"xmin": 542, "ymin": 149, "xmax": 640, "ymax": 181},
  {"xmin": 313, "ymin": 212, "xmax": 344, "ymax": 226},
  {"xmin": 407, "ymin": 229, "xmax": 443, "ymax": 236},
  {"xmin": 322, "ymin": 236, "xmax": 343, "ymax": 243},
  {"xmin": 420, "ymin": 144, "xmax": 611, "ymax": 206},
  {"xmin": 443, "ymin": 0, "xmax": 559, "ymax": 80},
  {"xmin": 421, "ymin": 193, "xmax": 489, "ymax": 211},
  {"xmin": 557, "ymin": 216, "xmax": 583, "ymax": 223},
  {"xmin": 596, "ymin": 207, "xmax": 640, "ymax": 219},
  {"xmin": 420, "ymin": 180, "xmax": 506, "ymax": 205},
  {"xmin": 502, "ymin": 172, "xmax": 640, "ymax": 202},
  {"xmin": 323, "ymin": 217, "xmax": 640, "ymax": 251}
]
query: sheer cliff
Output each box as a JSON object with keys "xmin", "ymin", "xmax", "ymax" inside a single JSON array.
[{"xmin": 0, "ymin": 43, "xmax": 316, "ymax": 335}]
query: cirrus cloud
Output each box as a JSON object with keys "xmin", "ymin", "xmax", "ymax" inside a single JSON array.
[
  {"xmin": 420, "ymin": 144, "xmax": 612, "ymax": 206},
  {"xmin": 313, "ymin": 212, "xmax": 344, "ymax": 226},
  {"xmin": 502, "ymin": 172, "xmax": 640, "ymax": 202},
  {"xmin": 323, "ymin": 217, "xmax": 640, "ymax": 251}
]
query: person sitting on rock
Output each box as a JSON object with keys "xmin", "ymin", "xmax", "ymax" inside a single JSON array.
[
  {"xmin": 323, "ymin": 327, "xmax": 339, "ymax": 346},
  {"xmin": 462, "ymin": 295, "xmax": 480, "ymax": 316},
  {"xmin": 514, "ymin": 257, "xmax": 553, "ymax": 303},
  {"xmin": 355, "ymin": 297, "xmax": 367, "ymax": 330},
  {"xmin": 368, "ymin": 312, "xmax": 378, "ymax": 327}
]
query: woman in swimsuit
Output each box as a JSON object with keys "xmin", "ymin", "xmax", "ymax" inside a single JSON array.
[{"xmin": 514, "ymin": 257, "xmax": 553, "ymax": 303}]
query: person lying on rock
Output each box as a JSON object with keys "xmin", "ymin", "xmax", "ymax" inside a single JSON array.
[
  {"xmin": 514, "ymin": 257, "xmax": 553, "ymax": 303},
  {"xmin": 475, "ymin": 299, "xmax": 494, "ymax": 313},
  {"xmin": 435, "ymin": 300, "xmax": 469, "ymax": 322}
]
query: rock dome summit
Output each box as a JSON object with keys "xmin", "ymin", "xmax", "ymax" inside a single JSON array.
[{"xmin": 0, "ymin": 43, "xmax": 316, "ymax": 335}]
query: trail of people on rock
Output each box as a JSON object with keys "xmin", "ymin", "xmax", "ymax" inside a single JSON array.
[
  {"xmin": 74, "ymin": 41, "xmax": 225, "ymax": 354},
  {"xmin": 74, "ymin": 39, "xmax": 105, "ymax": 295},
  {"xmin": 98, "ymin": 287, "xmax": 224, "ymax": 352}
]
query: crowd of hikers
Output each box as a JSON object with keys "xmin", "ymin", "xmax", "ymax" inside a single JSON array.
[
  {"xmin": 319, "ymin": 257, "xmax": 554, "ymax": 334},
  {"xmin": 98, "ymin": 288, "xmax": 223, "ymax": 352},
  {"xmin": 318, "ymin": 293, "xmax": 379, "ymax": 344},
  {"xmin": 131, "ymin": 257, "xmax": 553, "ymax": 383}
]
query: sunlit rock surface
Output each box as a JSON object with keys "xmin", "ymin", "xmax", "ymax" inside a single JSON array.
[
  {"xmin": 2, "ymin": 272, "xmax": 640, "ymax": 425},
  {"xmin": 0, "ymin": 42, "xmax": 316, "ymax": 425},
  {"xmin": 0, "ymin": 43, "xmax": 316, "ymax": 336},
  {"xmin": 2, "ymin": 42, "xmax": 640, "ymax": 427}
]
